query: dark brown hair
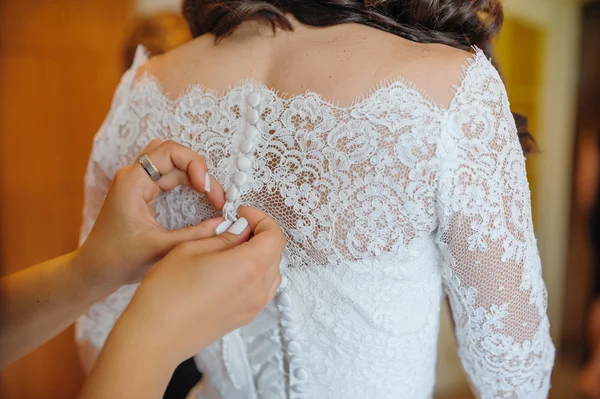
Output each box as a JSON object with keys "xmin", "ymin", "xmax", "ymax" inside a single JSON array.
[{"xmin": 182, "ymin": 0, "xmax": 536, "ymax": 153}]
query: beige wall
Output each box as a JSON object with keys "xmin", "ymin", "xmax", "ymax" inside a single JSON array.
[
  {"xmin": 138, "ymin": 0, "xmax": 178, "ymax": 14},
  {"xmin": 502, "ymin": 0, "xmax": 580, "ymax": 345},
  {"xmin": 0, "ymin": 2, "xmax": 134, "ymax": 397}
]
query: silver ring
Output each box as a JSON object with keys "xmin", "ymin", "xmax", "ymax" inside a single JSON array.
[{"xmin": 137, "ymin": 153, "xmax": 162, "ymax": 182}]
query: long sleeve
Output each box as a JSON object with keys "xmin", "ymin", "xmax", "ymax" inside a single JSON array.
[
  {"xmin": 435, "ymin": 56, "xmax": 555, "ymax": 398},
  {"xmin": 75, "ymin": 46, "xmax": 150, "ymax": 372}
]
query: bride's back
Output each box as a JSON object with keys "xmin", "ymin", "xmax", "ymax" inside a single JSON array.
[
  {"xmin": 76, "ymin": 2, "xmax": 555, "ymax": 398},
  {"xmin": 140, "ymin": 19, "xmax": 469, "ymax": 109}
]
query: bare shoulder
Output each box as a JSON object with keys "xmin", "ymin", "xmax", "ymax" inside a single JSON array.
[
  {"xmin": 411, "ymin": 42, "xmax": 475, "ymax": 77},
  {"xmin": 385, "ymin": 39, "xmax": 477, "ymax": 106},
  {"xmin": 326, "ymin": 24, "xmax": 480, "ymax": 106},
  {"xmin": 135, "ymin": 35, "xmax": 217, "ymax": 89},
  {"xmin": 132, "ymin": 22, "xmax": 482, "ymax": 107}
]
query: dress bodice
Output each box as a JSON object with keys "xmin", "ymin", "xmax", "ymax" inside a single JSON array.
[{"xmin": 76, "ymin": 46, "xmax": 554, "ymax": 399}]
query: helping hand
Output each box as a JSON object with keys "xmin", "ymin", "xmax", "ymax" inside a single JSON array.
[
  {"xmin": 74, "ymin": 139, "xmax": 226, "ymax": 290},
  {"xmin": 108, "ymin": 206, "xmax": 286, "ymax": 369}
]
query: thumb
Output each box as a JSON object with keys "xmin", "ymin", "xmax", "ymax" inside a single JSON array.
[
  {"xmin": 153, "ymin": 217, "xmax": 224, "ymax": 254},
  {"xmin": 182, "ymin": 217, "xmax": 252, "ymax": 256}
]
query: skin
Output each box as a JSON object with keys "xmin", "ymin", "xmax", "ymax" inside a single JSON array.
[
  {"xmin": 142, "ymin": 17, "xmax": 473, "ymax": 110},
  {"xmin": 0, "ymin": 139, "xmax": 286, "ymax": 398}
]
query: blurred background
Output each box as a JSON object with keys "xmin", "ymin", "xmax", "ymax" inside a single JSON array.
[{"xmin": 0, "ymin": 0, "xmax": 598, "ymax": 398}]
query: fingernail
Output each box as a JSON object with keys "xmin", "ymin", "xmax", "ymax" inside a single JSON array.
[
  {"xmin": 215, "ymin": 220, "xmax": 233, "ymax": 235},
  {"xmin": 227, "ymin": 217, "xmax": 248, "ymax": 235},
  {"xmin": 204, "ymin": 172, "xmax": 211, "ymax": 193}
]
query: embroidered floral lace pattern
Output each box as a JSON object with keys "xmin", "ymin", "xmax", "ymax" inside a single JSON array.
[{"xmin": 76, "ymin": 47, "xmax": 554, "ymax": 399}]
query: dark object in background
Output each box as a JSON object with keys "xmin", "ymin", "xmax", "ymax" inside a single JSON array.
[
  {"xmin": 513, "ymin": 112, "xmax": 539, "ymax": 155},
  {"xmin": 164, "ymin": 357, "xmax": 202, "ymax": 399},
  {"xmin": 123, "ymin": 12, "xmax": 192, "ymax": 71}
]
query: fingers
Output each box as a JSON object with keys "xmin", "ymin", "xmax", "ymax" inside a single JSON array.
[
  {"xmin": 134, "ymin": 140, "xmax": 226, "ymax": 209},
  {"xmin": 146, "ymin": 140, "xmax": 208, "ymax": 192},
  {"xmin": 165, "ymin": 217, "xmax": 224, "ymax": 246},
  {"xmin": 176, "ymin": 217, "xmax": 253, "ymax": 257},
  {"xmin": 237, "ymin": 207, "xmax": 287, "ymax": 258},
  {"xmin": 223, "ymin": 208, "xmax": 286, "ymax": 297},
  {"xmin": 139, "ymin": 138, "xmax": 163, "ymax": 154},
  {"xmin": 151, "ymin": 217, "xmax": 225, "ymax": 255}
]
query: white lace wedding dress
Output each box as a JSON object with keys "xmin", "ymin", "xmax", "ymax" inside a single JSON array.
[{"xmin": 76, "ymin": 46, "xmax": 555, "ymax": 399}]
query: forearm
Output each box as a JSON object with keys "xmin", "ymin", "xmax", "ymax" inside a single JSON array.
[
  {"xmin": 79, "ymin": 314, "xmax": 176, "ymax": 399},
  {"xmin": 0, "ymin": 251, "xmax": 118, "ymax": 368}
]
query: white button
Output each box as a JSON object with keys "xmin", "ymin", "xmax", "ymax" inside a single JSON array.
[
  {"xmin": 226, "ymin": 186, "xmax": 238, "ymax": 201},
  {"xmin": 282, "ymin": 313, "xmax": 293, "ymax": 322},
  {"xmin": 240, "ymin": 139, "xmax": 254, "ymax": 154},
  {"xmin": 244, "ymin": 125, "xmax": 259, "ymax": 140},
  {"xmin": 246, "ymin": 109, "xmax": 259, "ymax": 125},
  {"xmin": 294, "ymin": 368, "xmax": 308, "ymax": 380},
  {"xmin": 288, "ymin": 341, "xmax": 301, "ymax": 353},
  {"xmin": 279, "ymin": 276, "xmax": 288, "ymax": 291},
  {"xmin": 291, "ymin": 384, "xmax": 304, "ymax": 393},
  {"xmin": 233, "ymin": 171, "xmax": 247, "ymax": 187},
  {"xmin": 247, "ymin": 92, "xmax": 261, "ymax": 108},
  {"xmin": 289, "ymin": 355, "xmax": 301, "ymax": 366},
  {"xmin": 278, "ymin": 292, "xmax": 291, "ymax": 307},
  {"xmin": 283, "ymin": 327, "xmax": 298, "ymax": 339},
  {"xmin": 236, "ymin": 156, "xmax": 252, "ymax": 171}
]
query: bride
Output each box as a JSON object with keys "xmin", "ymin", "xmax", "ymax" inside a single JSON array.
[{"xmin": 76, "ymin": 1, "xmax": 555, "ymax": 398}]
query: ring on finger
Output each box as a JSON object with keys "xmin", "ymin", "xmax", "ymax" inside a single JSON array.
[{"xmin": 137, "ymin": 153, "xmax": 162, "ymax": 182}]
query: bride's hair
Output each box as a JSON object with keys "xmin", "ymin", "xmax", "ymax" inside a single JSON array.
[
  {"xmin": 182, "ymin": 0, "xmax": 503, "ymax": 55},
  {"xmin": 182, "ymin": 0, "xmax": 536, "ymax": 153}
]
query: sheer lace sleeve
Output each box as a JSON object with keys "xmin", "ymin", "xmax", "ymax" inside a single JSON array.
[
  {"xmin": 75, "ymin": 46, "xmax": 149, "ymax": 371},
  {"xmin": 435, "ymin": 56, "xmax": 555, "ymax": 398},
  {"xmin": 80, "ymin": 45, "xmax": 150, "ymax": 243}
]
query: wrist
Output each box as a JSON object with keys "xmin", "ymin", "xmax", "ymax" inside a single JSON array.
[
  {"xmin": 110, "ymin": 310, "xmax": 180, "ymax": 371},
  {"xmin": 68, "ymin": 247, "xmax": 122, "ymax": 302},
  {"xmin": 81, "ymin": 312, "xmax": 177, "ymax": 399}
]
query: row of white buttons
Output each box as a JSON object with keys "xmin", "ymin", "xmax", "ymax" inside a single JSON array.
[
  {"xmin": 224, "ymin": 92, "xmax": 262, "ymax": 207},
  {"xmin": 223, "ymin": 91, "xmax": 309, "ymax": 395},
  {"xmin": 276, "ymin": 277, "xmax": 308, "ymax": 396}
]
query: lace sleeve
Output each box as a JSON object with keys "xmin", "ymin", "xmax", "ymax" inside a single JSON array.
[
  {"xmin": 75, "ymin": 46, "xmax": 149, "ymax": 371},
  {"xmin": 79, "ymin": 46, "xmax": 150, "ymax": 243},
  {"xmin": 435, "ymin": 56, "xmax": 555, "ymax": 398}
]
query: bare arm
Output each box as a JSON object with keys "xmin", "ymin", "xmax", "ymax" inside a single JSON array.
[
  {"xmin": 0, "ymin": 252, "xmax": 117, "ymax": 368},
  {"xmin": 79, "ymin": 207, "xmax": 285, "ymax": 399},
  {"xmin": 0, "ymin": 140, "xmax": 223, "ymax": 369}
]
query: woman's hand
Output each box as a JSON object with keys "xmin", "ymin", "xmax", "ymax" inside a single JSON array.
[
  {"xmin": 74, "ymin": 139, "xmax": 226, "ymax": 291},
  {"xmin": 0, "ymin": 140, "xmax": 231, "ymax": 369},
  {"xmin": 119, "ymin": 206, "xmax": 285, "ymax": 364},
  {"xmin": 79, "ymin": 207, "xmax": 286, "ymax": 399}
]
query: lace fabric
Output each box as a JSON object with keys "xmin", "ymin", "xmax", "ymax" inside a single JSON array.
[{"xmin": 76, "ymin": 46, "xmax": 554, "ymax": 398}]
